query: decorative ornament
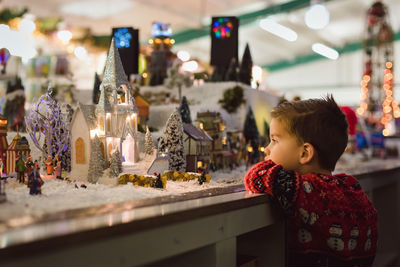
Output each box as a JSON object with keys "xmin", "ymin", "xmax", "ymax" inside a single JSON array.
[{"xmin": 357, "ymin": 1, "xmax": 397, "ymax": 136}]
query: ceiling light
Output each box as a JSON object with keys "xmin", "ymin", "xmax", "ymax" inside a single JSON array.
[
  {"xmin": 177, "ymin": 50, "xmax": 190, "ymax": 62},
  {"xmin": 312, "ymin": 43, "xmax": 338, "ymax": 60},
  {"xmin": 305, "ymin": 3, "xmax": 330, "ymax": 30},
  {"xmin": 61, "ymin": 0, "xmax": 134, "ymax": 19},
  {"xmin": 259, "ymin": 18, "xmax": 297, "ymax": 42}
]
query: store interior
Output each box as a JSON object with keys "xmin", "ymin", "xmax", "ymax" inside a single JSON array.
[{"xmin": 0, "ymin": 0, "xmax": 399, "ymax": 266}]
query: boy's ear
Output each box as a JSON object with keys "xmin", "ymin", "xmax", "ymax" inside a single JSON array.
[{"xmin": 299, "ymin": 142, "xmax": 315, "ymax": 165}]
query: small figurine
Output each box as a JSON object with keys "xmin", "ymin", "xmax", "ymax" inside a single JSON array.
[
  {"xmin": 28, "ymin": 164, "xmax": 44, "ymax": 195},
  {"xmin": 0, "ymin": 158, "xmax": 6, "ymax": 203},
  {"xmin": 45, "ymin": 155, "xmax": 54, "ymax": 175},
  {"xmin": 152, "ymin": 173, "xmax": 163, "ymax": 189},
  {"xmin": 25, "ymin": 155, "xmax": 34, "ymax": 179},
  {"xmin": 55, "ymin": 161, "xmax": 62, "ymax": 179},
  {"xmin": 15, "ymin": 155, "xmax": 26, "ymax": 184},
  {"xmin": 0, "ymin": 157, "xmax": 4, "ymax": 178}
]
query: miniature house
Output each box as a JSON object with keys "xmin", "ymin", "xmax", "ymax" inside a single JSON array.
[
  {"xmin": 195, "ymin": 111, "xmax": 232, "ymax": 170},
  {"xmin": 183, "ymin": 123, "xmax": 212, "ymax": 172},
  {"xmin": 132, "ymin": 90, "xmax": 150, "ymax": 124},
  {"xmin": 70, "ymin": 38, "xmax": 139, "ymax": 180}
]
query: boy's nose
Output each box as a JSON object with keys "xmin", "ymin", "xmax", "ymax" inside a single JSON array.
[{"xmin": 264, "ymin": 146, "xmax": 270, "ymax": 160}]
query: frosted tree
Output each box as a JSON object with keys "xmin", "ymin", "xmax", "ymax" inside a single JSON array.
[
  {"xmin": 178, "ymin": 96, "xmax": 192, "ymax": 123},
  {"xmin": 110, "ymin": 149, "xmax": 122, "ymax": 178},
  {"xmin": 25, "ymin": 87, "xmax": 70, "ymax": 164},
  {"xmin": 144, "ymin": 126, "xmax": 155, "ymax": 155},
  {"xmin": 159, "ymin": 109, "xmax": 186, "ymax": 172},
  {"xmin": 87, "ymin": 135, "xmax": 106, "ymax": 183},
  {"xmin": 164, "ymin": 59, "xmax": 193, "ymax": 101}
]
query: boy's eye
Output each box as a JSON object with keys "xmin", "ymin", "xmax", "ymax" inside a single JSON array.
[{"xmin": 271, "ymin": 138, "xmax": 277, "ymax": 143}]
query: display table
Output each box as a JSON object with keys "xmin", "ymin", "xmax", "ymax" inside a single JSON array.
[{"xmin": 0, "ymin": 159, "xmax": 399, "ymax": 267}]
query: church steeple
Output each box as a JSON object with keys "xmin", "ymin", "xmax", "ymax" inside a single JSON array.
[{"xmin": 102, "ymin": 38, "xmax": 131, "ymax": 90}]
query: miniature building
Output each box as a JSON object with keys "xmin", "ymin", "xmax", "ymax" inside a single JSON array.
[
  {"xmin": 183, "ymin": 123, "xmax": 212, "ymax": 172},
  {"xmin": 6, "ymin": 134, "xmax": 30, "ymax": 174},
  {"xmin": 132, "ymin": 90, "xmax": 150, "ymax": 124},
  {"xmin": 194, "ymin": 111, "xmax": 232, "ymax": 170},
  {"xmin": 70, "ymin": 38, "xmax": 139, "ymax": 180}
]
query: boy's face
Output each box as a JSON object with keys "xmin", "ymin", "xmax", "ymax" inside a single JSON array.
[{"xmin": 265, "ymin": 118, "xmax": 303, "ymax": 171}]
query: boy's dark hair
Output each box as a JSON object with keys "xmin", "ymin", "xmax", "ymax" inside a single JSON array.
[{"xmin": 271, "ymin": 95, "xmax": 348, "ymax": 171}]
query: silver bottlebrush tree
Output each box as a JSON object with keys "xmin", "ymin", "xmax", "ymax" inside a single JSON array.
[
  {"xmin": 110, "ymin": 149, "xmax": 122, "ymax": 178},
  {"xmin": 144, "ymin": 125, "xmax": 155, "ymax": 155},
  {"xmin": 88, "ymin": 135, "xmax": 106, "ymax": 183},
  {"xmin": 158, "ymin": 109, "xmax": 186, "ymax": 172}
]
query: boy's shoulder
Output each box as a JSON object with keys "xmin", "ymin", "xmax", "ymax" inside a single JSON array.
[{"xmin": 300, "ymin": 172, "xmax": 362, "ymax": 192}]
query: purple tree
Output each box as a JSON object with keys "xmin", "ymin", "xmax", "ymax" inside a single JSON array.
[{"xmin": 25, "ymin": 88, "xmax": 70, "ymax": 163}]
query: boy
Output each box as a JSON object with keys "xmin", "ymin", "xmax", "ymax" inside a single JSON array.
[{"xmin": 244, "ymin": 96, "xmax": 377, "ymax": 267}]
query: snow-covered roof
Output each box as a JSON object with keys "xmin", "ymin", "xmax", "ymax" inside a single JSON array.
[
  {"xmin": 183, "ymin": 123, "xmax": 212, "ymax": 142},
  {"xmin": 72, "ymin": 103, "xmax": 96, "ymax": 130}
]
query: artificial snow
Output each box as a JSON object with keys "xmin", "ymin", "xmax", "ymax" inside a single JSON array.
[{"xmin": 0, "ymin": 82, "xmax": 278, "ymax": 221}]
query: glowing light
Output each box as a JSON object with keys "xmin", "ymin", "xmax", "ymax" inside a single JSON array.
[
  {"xmin": 177, "ymin": 50, "xmax": 190, "ymax": 62},
  {"xmin": 386, "ymin": 62, "xmax": 393, "ymax": 69},
  {"xmin": 252, "ymin": 65, "xmax": 262, "ymax": 82},
  {"xmin": 74, "ymin": 46, "xmax": 87, "ymax": 60},
  {"xmin": 182, "ymin": 60, "xmax": 198, "ymax": 72},
  {"xmin": 19, "ymin": 18, "xmax": 36, "ymax": 33},
  {"xmin": 247, "ymin": 146, "xmax": 253, "ymax": 153},
  {"xmin": 57, "ymin": 30, "xmax": 72, "ymax": 44},
  {"xmin": 312, "ymin": 43, "xmax": 339, "ymax": 60},
  {"xmin": 259, "ymin": 18, "xmax": 297, "ymax": 42},
  {"xmin": 382, "ymin": 129, "xmax": 389, "ymax": 136},
  {"xmin": 304, "ymin": 3, "xmax": 330, "ymax": 30},
  {"xmin": 170, "ymin": 39, "xmax": 175, "ymax": 44},
  {"xmin": 148, "ymin": 39, "xmax": 153, "ymax": 44}
]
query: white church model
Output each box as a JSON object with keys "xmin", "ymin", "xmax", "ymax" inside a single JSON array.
[{"xmin": 70, "ymin": 38, "xmax": 139, "ymax": 180}]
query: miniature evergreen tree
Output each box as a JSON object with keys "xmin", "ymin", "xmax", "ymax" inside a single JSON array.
[
  {"xmin": 144, "ymin": 126, "xmax": 155, "ymax": 155},
  {"xmin": 87, "ymin": 135, "xmax": 106, "ymax": 183},
  {"xmin": 110, "ymin": 149, "xmax": 122, "ymax": 178},
  {"xmin": 159, "ymin": 109, "xmax": 186, "ymax": 172},
  {"xmin": 92, "ymin": 72, "xmax": 101, "ymax": 104},
  {"xmin": 218, "ymin": 85, "xmax": 245, "ymax": 114},
  {"xmin": 179, "ymin": 96, "xmax": 192, "ymax": 123},
  {"xmin": 25, "ymin": 87, "xmax": 70, "ymax": 163},
  {"xmin": 164, "ymin": 60, "xmax": 193, "ymax": 101},
  {"xmin": 243, "ymin": 107, "xmax": 260, "ymax": 164},
  {"xmin": 224, "ymin": 57, "xmax": 238, "ymax": 81},
  {"xmin": 239, "ymin": 44, "xmax": 253, "ymax": 85}
]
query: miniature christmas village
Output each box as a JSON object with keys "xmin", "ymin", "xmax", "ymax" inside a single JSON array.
[{"xmin": 0, "ymin": 35, "xmax": 280, "ymax": 220}]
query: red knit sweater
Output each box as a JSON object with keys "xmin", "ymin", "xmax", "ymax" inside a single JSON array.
[{"xmin": 244, "ymin": 160, "xmax": 378, "ymax": 266}]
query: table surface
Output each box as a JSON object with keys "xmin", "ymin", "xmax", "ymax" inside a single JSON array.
[{"xmin": 0, "ymin": 157, "xmax": 399, "ymax": 255}]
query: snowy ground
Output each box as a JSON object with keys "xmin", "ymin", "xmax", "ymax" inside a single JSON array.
[{"xmin": 0, "ymin": 165, "xmax": 246, "ymax": 221}]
